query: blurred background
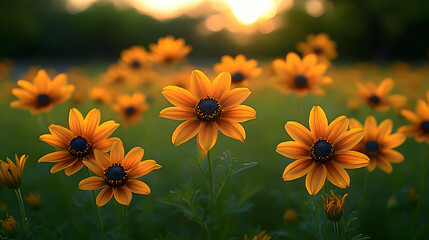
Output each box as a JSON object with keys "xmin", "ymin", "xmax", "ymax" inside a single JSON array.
[{"xmin": 1, "ymin": 0, "xmax": 429, "ymax": 65}]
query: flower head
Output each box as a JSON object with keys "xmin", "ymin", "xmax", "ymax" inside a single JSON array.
[
  {"xmin": 0, "ymin": 214, "xmax": 19, "ymax": 238},
  {"xmin": 398, "ymin": 91, "xmax": 429, "ymax": 144},
  {"xmin": 120, "ymin": 46, "xmax": 151, "ymax": 71},
  {"xmin": 296, "ymin": 33, "xmax": 338, "ymax": 64},
  {"xmin": 356, "ymin": 78, "xmax": 406, "ymax": 112},
  {"xmin": 79, "ymin": 141, "xmax": 161, "ymax": 206},
  {"xmin": 149, "ymin": 36, "xmax": 191, "ymax": 64},
  {"xmin": 90, "ymin": 87, "xmax": 113, "ymax": 105},
  {"xmin": 0, "ymin": 155, "xmax": 28, "ymax": 190},
  {"xmin": 11, "ymin": 69, "xmax": 75, "ymax": 114},
  {"xmin": 25, "ymin": 192, "xmax": 42, "ymax": 211},
  {"xmin": 39, "ymin": 108, "xmax": 119, "ymax": 176},
  {"xmin": 272, "ymin": 53, "xmax": 332, "ymax": 96},
  {"xmin": 214, "ymin": 54, "xmax": 262, "ymax": 87},
  {"xmin": 276, "ymin": 106, "xmax": 369, "ymax": 195},
  {"xmin": 322, "ymin": 190, "xmax": 348, "ymax": 222},
  {"xmin": 350, "ymin": 116, "xmax": 405, "ymax": 173},
  {"xmin": 112, "ymin": 92, "xmax": 149, "ymax": 126},
  {"xmin": 244, "ymin": 231, "xmax": 271, "ymax": 240},
  {"xmin": 160, "ymin": 70, "xmax": 256, "ymax": 152}
]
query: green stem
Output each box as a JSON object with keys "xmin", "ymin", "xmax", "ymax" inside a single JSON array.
[
  {"xmin": 359, "ymin": 171, "xmax": 370, "ymax": 214},
  {"xmin": 207, "ymin": 150, "xmax": 215, "ymax": 237},
  {"xmin": 118, "ymin": 205, "xmax": 128, "ymax": 239},
  {"xmin": 86, "ymin": 167, "xmax": 106, "ymax": 240},
  {"xmin": 323, "ymin": 184, "xmax": 327, "ymax": 240},
  {"xmin": 411, "ymin": 146, "xmax": 429, "ymax": 238},
  {"xmin": 334, "ymin": 221, "xmax": 340, "ymax": 240},
  {"xmin": 15, "ymin": 188, "xmax": 28, "ymax": 238}
]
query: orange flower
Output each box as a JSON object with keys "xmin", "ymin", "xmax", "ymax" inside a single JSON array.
[
  {"xmin": 272, "ymin": 53, "xmax": 332, "ymax": 96},
  {"xmin": 90, "ymin": 87, "xmax": 113, "ymax": 105},
  {"xmin": 0, "ymin": 154, "xmax": 28, "ymax": 189},
  {"xmin": 276, "ymin": 106, "xmax": 369, "ymax": 195},
  {"xmin": 356, "ymin": 78, "xmax": 406, "ymax": 112},
  {"xmin": 39, "ymin": 108, "xmax": 119, "ymax": 176},
  {"xmin": 350, "ymin": 116, "xmax": 405, "ymax": 173},
  {"xmin": 119, "ymin": 46, "xmax": 151, "ymax": 71},
  {"xmin": 296, "ymin": 33, "xmax": 338, "ymax": 64},
  {"xmin": 398, "ymin": 91, "xmax": 429, "ymax": 143},
  {"xmin": 322, "ymin": 190, "xmax": 348, "ymax": 222},
  {"xmin": 79, "ymin": 141, "xmax": 161, "ymax": 206},
  {"xmin": 11, "ymin": 69, "xmax": 75, "ymax": 114},
  {"xmin": 112, "ymin": 92, "xmax": 149, "ymax": 126},
  {"xmin": 149, "ymin": 36, "xmax": 191, "ymax": 64},
  {"xmin": 213, "ymin": 54, "xmax": 262, "ymax": 87},
  {"xmin": 160, "ymin": 70, "xmax": 256, "ymax": 151}
]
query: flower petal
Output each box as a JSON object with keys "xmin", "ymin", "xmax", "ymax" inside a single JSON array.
[
  {"xmin": 305, "ymin": 163, "xmax": 327, "ymax": 195},
  {"xmin": 79, "ymin": 176, "xmax": 106, "ymax": 190},
  {"xmin": 113, "ymin": 186, "xmax": 132, "ymax": 206},
  {"xmin": 382, "ymin": 133, "xmax": 406, "ymax": 149},
  {"xmin": 221, "ymin": 105, "xmax": 256, "ymax": 122},
  {"xmin": 82, "ymin": 159, "xmax": 104, "ymax": 176},
  {"xmin": 39, "ymin": 134, "xmax": 68, "ymax": 150},
  {"xmin": 50, "ymin": 158, "xmax": 77, "ymax": 174},
  {"xmin": 211, "ymin": 72, "xmax": 231, "ymax": 100},
  {"xmin": 128, "ymin": 160, "xmax": 162, "ymax": 179},
  {"xmin": 92, "ymin": 120, "xmax": 120, "ymax": 144},
  {"xmin": 197, "ymin": 122, "xmax": 218, "ymax": 151},
  {"xmin": 159, "ymin": 107, "xmax": 196, "ymax": 120},
  {"xmin": 190, "ymin": 70, "xmax": 211, "ymax": 98},
  {"xmin": 376, "ymin": 119, "xmax": 393, "ymax": 142},
  {"xmin": 69, "ymin": 108, "xmax": 84, "ymax": 135},
  {"xmin": 38, "ymin": 151, "xmax": 70, "ymax": 163},
  {"xmin": 334, "ymin": 128, "xmax": 365, "ymax": 151},
  {"xmin": 94, "ymin": 149, "xmax": 111, "ymax": 169},
  {"xmin": 48, "ymin": 125, "xmax": 74, "ymax": 143},
  {"xmin": 84, "ymin": 109, "xmax": 101, "ymax": 137},
  {"xmin": 162, "ymin": 86, "xmax": 197, "ymax": 109},
  {"xmin": 326, "ymin": 162, "xmax": 350, "ymax": 188},
  {"xmin": 285, "ymin": 121, "xmax": 314, "ymax": 146},
  {"xmin": 96, "ymin": 187, "xmax": 113, "ymax": 207},
  {"xmin": 326, "ymin": 116, "xmax": 349, "ymax": 142},
  {"xmin": 309, "ymin": 106, "xmax": 328, "ymax": 138},
  {"xmin": 110, "ymin": 141, "xmax": 124, "ymax": 164},
  {"xmin": 220, "ymin": 88, "xmax": 251, "ymax": 109},
  {"xmin": 282, "ymin": 158, "xmax": 313, "ymax": 181},
  {"xmin": 379, "ymin": 149, "xmax": 404, "ymax": 163},
  {"xmin": 64, "ymin": 160, "xmax": 84, "ymax": 176},
  {"xmin": 172, "ymin": 119, "xmax": 201, "ymax": 146},
  {"xmin": 349, "ymin": 118, "xmax": 363, "ymax": 129},
  {"xmin": 276, "ymin": 141, "xmax": 310, "ymax": 159},
  {"xmin": 216, "ymin": 118, "xmax": 245, "ymax": 142},
  {"xmin": 123, "ymin": 147, "xmax": 144, "ymax": 170},
  {"xmin": 126, "ymin": 180, "xmax": 150, "ymax": 195},
  {"xmin": 334, "ymin": 151, "xmax": 369, "ymax": 169},
  {"xmin": 401, "ymin": 110, "xmax": 420, "ymax": 125},
  {"xmin": 377, "ymin": 158, "xmax": 393, "ymax": 173}
]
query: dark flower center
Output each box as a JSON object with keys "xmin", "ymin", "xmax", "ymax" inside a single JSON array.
[
  {"xmin": 125, "ymin": 106, "xmax": 135, "ymax": 116},
  {"xmin": 421, "ymin": 121, "xmax": 429, "ymax": 133},
  {"xmin": 313, "ymin": 47, "xmax": 323, "ymax": 55},
  {"xmin": 131, "ymin": 60, "xmax": 141, "ymax": 69},
  {"xmin": 231, "ymin": 72, "xmax": 245, "ymax": 83},
  {"xmin": 365, "ymin": 140, "xmax": 379, "ymax": 154},
  {"xmin": 37, "ymin": 94, "xmax": 51, "ymax": 107},
  {"xmin": 104, "ymin": 163, "xmax": 128, "ymax": 188},
  {"xmin": 68, "ymin": 136, "xmax": 92, "ymax": 157},
  {"xmin": 295, "ymin": 75, "xmax": 307, "ymax": 88},
  {"xmin": 195, "ymin": 97, "xmax": 222, "ymax": 121},
  {"xmin": 369, "ymin": 95, "xmax": 380, "ymax": 104},
  {"xmin": 310, "ymin": 139, "xmax": 334, "ymax": 163}
]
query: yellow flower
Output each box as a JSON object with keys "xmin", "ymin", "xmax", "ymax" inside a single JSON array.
[
  {"xmin": 356, "ymin": 78, "xmax": 407, "ymax": 112},
  {"xmin": 0, "ymin": 214, "xmax": 19, "ymax": 238},
  {"xmin": 25, "ymin": 192, "xmax": 42, "ymax": 211},
  {"xmin": 349, "ymin": 116, "xmax": 405, "ymax": 173},
  {"xmin": 276, "ymin": 106, "xmax": 369, "ymax": 195},
  {"xmin": 214, "ymin": 54, "xmax": 262, "ymax": 87},
  {"xmin": 11, "ymin": 69, "xmax": 75, "ymax": 114},
  {"xmin": 112, "ymin": 92, "xmax": 149, "ymax": 126},
  {"xmin": 160, "ymin": 70, "xmax": 256, "ymax": 151},
  {"xmin": 39, "ymin": 108, "xmax": 120, "ymax": 176},
  {"xmin": 90, "ymin": 87, "xmax": 113, "ymax": 105},
  {"xmin": 101, "ymin": 64, "xmax": 137, "ymax": 88},
  {"xmin": 244, "ymin": 231, "xmax": 271, "ymax": 240},
  {"xmin": 398, "ymin": 91, "xmax": 429, "ymax": 144},
  {"xmin": 0, "ymin": 155, "xmax": 28, "ymax": 190},
  {"xmin": 272, "ymin": 53, "xmax": 332, "ymax": 96},
  {"xmin": 284, "ymin": 209, "xmax": 297, "ymax": 223},
  {"xmin": 322, "ymin": 190, "xmax": 348, "ymax": 222},
  {"xmin": 296, "ymin": 33, "xmax": 338, "ymax": 64},
  {"xmin": 149, "ymin": 36, "xmax": 191, "ymax": 64},
  {"xmin": 120, "ymin": 46, "xmax": 151, "ymax": 71},
  {"xmin": 79, "ymin": 141, "xmax": 161, "ymax": 206}
]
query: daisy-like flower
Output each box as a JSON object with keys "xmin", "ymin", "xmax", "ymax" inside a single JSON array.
[
  {"xmin": 112, "ymin": 92, "xmax": 149, "ymax": 126},
  {"xmin": 276, "ymin": 106, "xmax": 369, "ymax": 195},
  {"xmin": 120, "ymin": 46, "xmax": 151, "ymax": 71},
  {"xmin": 160, "ymin": 70, "xmax": 256, "ymax": 152},
  {"xmin": 356, "ymin": 78, "xmax": 406, "ymax": 112},
  {"xmin": 39, "ymin": 108, "xmax": 119, "ymax": 176},
  {"xmin": 11, "ymin": 69, "xmax": 75, "ymax": 114},
  {"xmin": 272, "ymin": 53, "xmax": 332, "ymax": 96},
  {"xmin": 78, "ymin": 141, "xmax": 161, "ymax": 206},
  {"xmin": 244, "ymin": 230, "xmax": 271, "ymax": 240},
  {"xmin": 149, "ymin": 36, "xmax": 192, "ymax": 64},
  {"xmin": 296, "ymin": 33, "xmax": 338, "ymax": 64},
  {"xmin": 0, "ymin": 154, "xmax": 28, "ymax": 190},
  {"xmin": 398, "ymin": 91, "xmax": 429, "ymax": 143},
  {"xmin": 90, "ymin": 87, "xmax": 113, "ymax": 105},
  {"xmin": 213, "ymin": 54, "xmax": 262, "ymax": 87},
  {"xmin": 350, "ymin": 116, "xmax": 405, "ymax": 173},
  {"xmin": 322, "ymin": 190, "xmax": 347, "ymax": 222}
]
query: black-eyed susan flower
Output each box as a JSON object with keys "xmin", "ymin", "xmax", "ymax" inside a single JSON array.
[
  {"xmin": 398, "ymin": 91, "xmax": 429, "ymax": 143},
  {"xmin": 102, "ymin": 64, "xmax": 136, "ymax": 88},
  {"xmin": 272, "ymin": 53, "xmax": 332, "ymax": 96},
  {"xmin": 25, "ymin": 192, "xmax": 42, "ymax": 211},
  {"xmin": 296, "ymin": 33, "xmax": 338, "ymax": 64},
  {"xmin": 349, "ymin": 116, "xmax": 405, "ymax": 173},
  {"xmin": 244, "ymin": 230, "xmax": 271, "ymax": 240},
  {"xmin": 149, "ymin": 36, "xmax": 191, "ymax": 64},
  {"xmin": 322, "ymin": 190, "xmax": 347, "ymax": 222},
  {"xmin": 112, "ymin": 92, "xmax": 149, "ymax": 126},
  {"xmin": 90, "ymin": 87, "xmax": 113, "ymax": 105},
  {"xmin": 0, "ymin": 214, "xmax": 19, "ymax": 238},
  {"xmin": 11, "ymin": 69, "xmax": 75, "ymax": 114},
  {"xmin": 39, "ymin": 108, "xmax": 119, "ymax": 176},
  {"xmin": 356, "ymin": 78, "xmax": 406, "ymax": 112},
  {"xmin": 159, "ymin": 70, "xmax": 256, "ymax": 152},
  {"xmin": 0, "ymin": 155, "xmax": 28, "ymax": 190},
  {"xmin": 276, "ymin": 106, "xmax": 369, "ymax": 195},
  {"xmin": 120, "ymin": 46, "xmax": 151, "ymax": 71},
  {"xmin": 78, "ymin": 141, "xmax": 161, "ymax": 206},
  {"xmin": 213, "ymin": 54, "xmax": 262, "ymax": 87}
]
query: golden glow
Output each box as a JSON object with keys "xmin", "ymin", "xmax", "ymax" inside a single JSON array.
[
  {"xmin": 205, "ymin": 15, "xmax": 225, "ymax": 32},
  {"xmin": 227, "ymin": 0, "xmax": 276, "ymax": 25},
  {"xmin": 306, "ymin": 0, "xmax": 324, "ymax": 17}
]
